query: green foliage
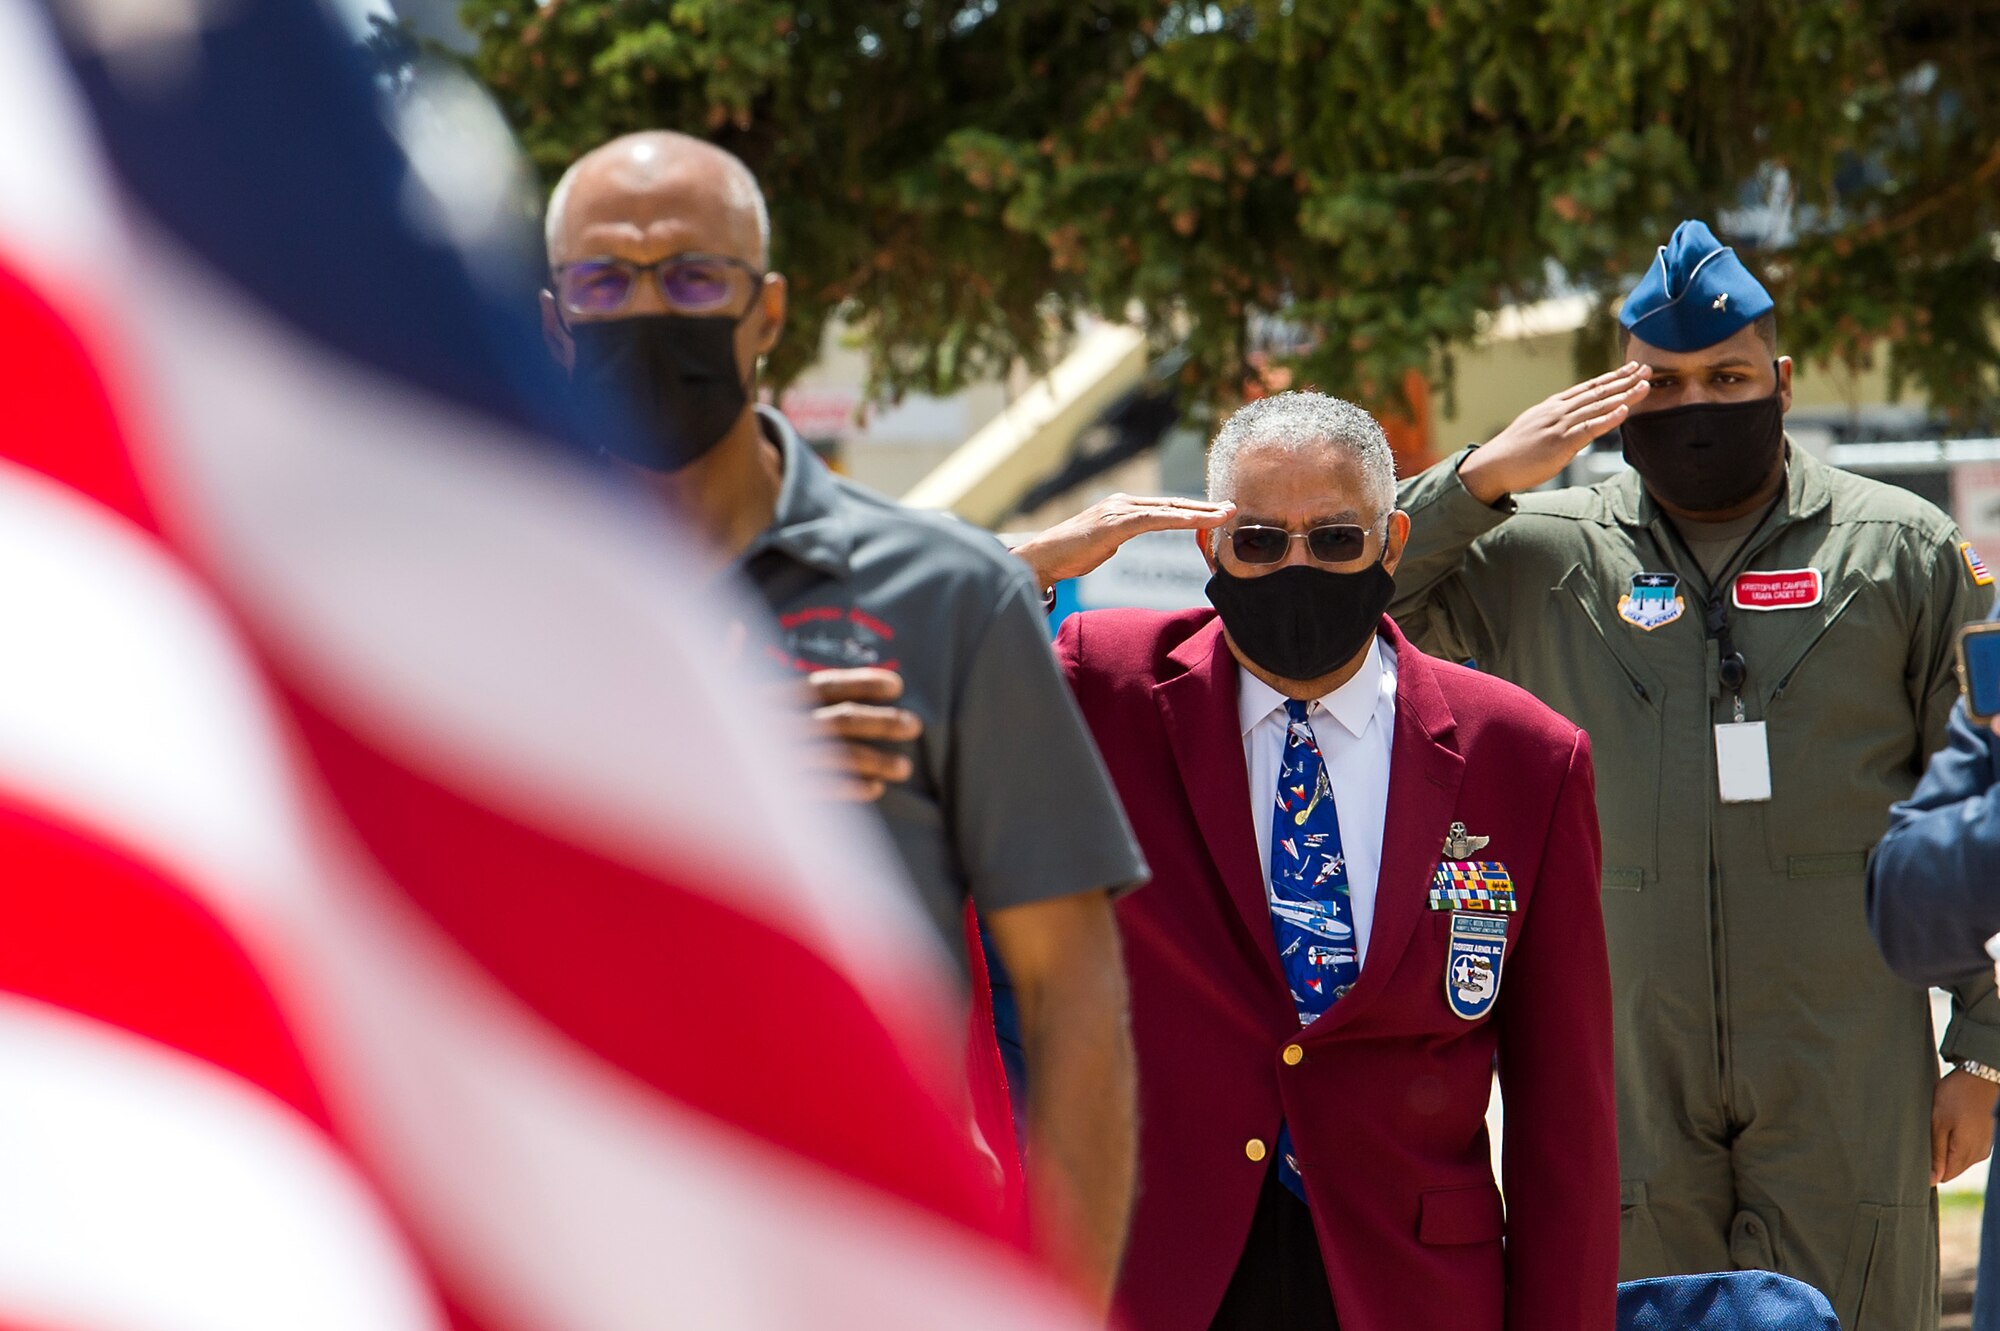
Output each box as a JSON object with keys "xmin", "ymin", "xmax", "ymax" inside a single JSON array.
[{"xmin": 462, "ymin": 0, "xmax": 2000, "ymax": 422}]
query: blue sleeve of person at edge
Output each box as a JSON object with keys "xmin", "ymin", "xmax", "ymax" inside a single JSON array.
[{"xmin": 1868, "ymin": 604, "xmax": 2000, "ymax": 990}]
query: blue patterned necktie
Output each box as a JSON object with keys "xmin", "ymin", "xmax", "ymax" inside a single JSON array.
[{"xmin": 1268, "ymin": 697, "xmax": 1359, "ymax": 1202}]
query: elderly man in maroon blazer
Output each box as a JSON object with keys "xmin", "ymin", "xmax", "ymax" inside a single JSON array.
[{"xmin": 1014, "ymin": 392, "xmax": 1617, "ymax": 1331}]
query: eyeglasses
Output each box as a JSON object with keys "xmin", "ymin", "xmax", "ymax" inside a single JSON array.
[
  {"xmin": 1224, "ymin": 522, "xmax": 1381, "ymax": 566},
  {"xmin": 553, "ymin": 253, "xmax": 764, "ymax": 317}
]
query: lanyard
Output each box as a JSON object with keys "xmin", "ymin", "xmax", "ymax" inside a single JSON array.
[{"xmin": 1656, "ymin": 488, "xmax": 1786, "ymax": 712}]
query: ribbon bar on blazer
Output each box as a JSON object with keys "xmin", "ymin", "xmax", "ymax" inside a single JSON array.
[{"xmin": 1428, "ymin": 862, "xmax": 1517, "ymax": 912}]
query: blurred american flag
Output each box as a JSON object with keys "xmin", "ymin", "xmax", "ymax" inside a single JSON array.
[{"xmin": 0, "ymin": 1, "xmax": 1088, "ymax": 1327}]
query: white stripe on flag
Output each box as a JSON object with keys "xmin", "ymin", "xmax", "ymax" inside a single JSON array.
[
  {"xmin": 286, "ymin": 853, "xmax": 1085, "ymax": 1331},
  {"xmin": 0, "ymin": 455, "xmax": 310, "ymax": 929},
  {"xmin": 0, "ymin": 994, "xmax": 441, "ymax": 1331}
]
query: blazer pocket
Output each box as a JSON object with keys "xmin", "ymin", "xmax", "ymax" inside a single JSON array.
[{"xmin": 1417, "ymin": 1184, "xmax": 1506, "ymax": 1245}]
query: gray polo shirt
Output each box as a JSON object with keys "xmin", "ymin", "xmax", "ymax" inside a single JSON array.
[{"xmin": 740, "ymin": 407, "xmax": 1147, "ymax": 962}]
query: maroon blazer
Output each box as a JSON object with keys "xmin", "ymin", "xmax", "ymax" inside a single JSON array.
[{"xmin": 1057, "ymin": 609, "xmax": 1616, "ymax": 1331}]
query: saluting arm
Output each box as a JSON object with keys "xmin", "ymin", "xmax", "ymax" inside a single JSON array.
[
  {"xmin": 1495, "ymin": 729, "xmax": 1617, "ymax": 1331},
  {"xmin": 1391, "ymin": 366, "xmax": 1650, "ymax": 663},
  {"xmin": 1388, "ymin": 451, "xmax": 1514, "ymax": 662}
]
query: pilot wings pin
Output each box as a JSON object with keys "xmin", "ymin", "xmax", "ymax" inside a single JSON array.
[
  {"xmin": 1429, "ymin": 825, "xmax": 1515, "ymax": 913},
  {"xmin": 1442, "ymin": 822, "xmax": 1487, "ymax": 859}
]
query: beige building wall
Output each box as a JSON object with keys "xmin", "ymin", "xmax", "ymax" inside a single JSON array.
[{"xmin": 773, "ymin": 319, "xmax": 1015, "ymax": 498}]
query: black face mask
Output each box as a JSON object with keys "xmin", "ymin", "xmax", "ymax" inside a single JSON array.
[
  {"xmin": 1620, "ymin": 385, "xmax": 1785, "ymax": 513},
  {"xmin": 568, "ymin": 315, "xmax": 751, "ymax": 472},
  {"xmin": 1205, "ymin": 558, "xmax": 1395, "ymax": 682}
]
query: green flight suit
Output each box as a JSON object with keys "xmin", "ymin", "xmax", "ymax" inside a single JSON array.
[{"xmin": 1392, "ymin": 442, "xmax": 2000, "ymax": 1331}]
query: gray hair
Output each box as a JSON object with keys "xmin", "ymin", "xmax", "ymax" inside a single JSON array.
[
  {"xmin": 543, "ymin": 132, "xmax": 771, "ymax": 265},
  {"xmin": 1205, "ymin": 392, "xmax": 1396, "ymax": 514}
]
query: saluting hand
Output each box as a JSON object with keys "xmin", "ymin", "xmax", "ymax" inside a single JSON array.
[
  {"xmin": 1010, "ymin": 493, "xmax": 1235, "ymax": 592},
  {"xmin": 1458, "ymin": 362, "xmax": 1652, "ymax": 506},
  {"xmin": 800, "ymin": 667, "xmax": 923, "ymax": 802}
]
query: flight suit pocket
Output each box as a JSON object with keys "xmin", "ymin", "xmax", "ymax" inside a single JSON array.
[
  {"xmin": 1618, "ymin": 1179, "xmax": 1668, "ymax": 1279},
  {"xmin": 1417, "ymin": 1184, "xmax": 1505, "ymax": 1245},
  {"xmin": 1758, "ymin": 573, "xmax": 1881, "ymax": 872},
  {"xmin": 1833, "ymin": 1201, "xmax": 1932, "ymax": 1331},
  {"xmin": 1557, "ymin": 566, "xmax": 1666, "ymax": 883}
]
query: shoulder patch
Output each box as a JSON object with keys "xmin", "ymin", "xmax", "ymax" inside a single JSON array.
[{"xmin": 1964, "ymin": 543, "xmax": 1993, "ymax": 587}]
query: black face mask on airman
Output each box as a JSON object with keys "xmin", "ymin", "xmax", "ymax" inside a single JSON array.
[{"xmin": 1620, "ymin": 380, "xmax": 1785, "ymax": 513}]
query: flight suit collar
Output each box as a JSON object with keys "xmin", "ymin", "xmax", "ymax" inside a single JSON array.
[
  {"xmin": 740, "ymin": 404, "xmax": 854, "ymax": 578},
  {"xmin": 1611, "ymin": 435, "xmax": 1830, "ymax": 542}
]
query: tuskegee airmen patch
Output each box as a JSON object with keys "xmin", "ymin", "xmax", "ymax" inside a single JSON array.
[
  {"xmin": 1618, "ymin": 572, "xmax": 1685, "ymax": 631},
  {"xmin": 1445, "ymin": 912, "xmax": 1509, "ymax": 1020}
]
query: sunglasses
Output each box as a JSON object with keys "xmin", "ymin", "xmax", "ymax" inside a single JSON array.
[
  {"xmin": 553, "ymin": 253, "xmax": 764, "ymax": 317},
  {"xmin": 1224, "ymin": 522, "xmax": 1381, "ymax": 566}
]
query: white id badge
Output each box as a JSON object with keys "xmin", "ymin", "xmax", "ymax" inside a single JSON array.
[{"xmin": 1715, "ymin": 722, "xmax": 1772, "ymax": 803}]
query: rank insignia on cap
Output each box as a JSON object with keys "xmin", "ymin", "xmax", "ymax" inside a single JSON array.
[
  {"xmin": 1445, "ymin": 912, "xmax": 1508, "ymax": 1020},
  {"xmin": 1618, "ymin": 571, "xmax": 1685, "ymax": 631},
  {"xmin": 1964, "ymin": 543, "xmax": 1993, "ymax": 587},
  {"xmin": 1429, "ymin": 861, "xmax": 1515, "ymax": 912},
  {"xmin": 1618, "ymin": 220, "xmax": 1774, "ymax": 353}
]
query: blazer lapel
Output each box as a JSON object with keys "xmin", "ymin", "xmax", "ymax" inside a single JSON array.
[
  {"xmin": 1153, "ymin": 618, "xmax": 1286, "ymax": 989},
  {"xmin": 1312, "ymin": 620, "xmax": 1466, "ymax": 1032}
]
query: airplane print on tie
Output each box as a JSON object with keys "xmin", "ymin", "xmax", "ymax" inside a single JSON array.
[{"xmin": 1268, "ymin": 698, "xmax": 1358, "ymax": 1203}]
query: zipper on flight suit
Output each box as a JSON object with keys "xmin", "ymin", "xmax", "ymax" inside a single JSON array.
[
  {"xmin": 1656, "ymin": 498, "xmax": 1786, "ymax": 1134},
  {"xmin": 1645, "ymin": 524, "xmax": 1737, "ymax": 1128},
  {"xmin": 1702, "ymin": 636, "xmax": 1735, "ymax": 1125}
]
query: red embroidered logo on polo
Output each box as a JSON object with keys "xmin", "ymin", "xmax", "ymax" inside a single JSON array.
[{"xmin": 1731, "ymin": 569, "xmax": 1824, "ymax": 611}]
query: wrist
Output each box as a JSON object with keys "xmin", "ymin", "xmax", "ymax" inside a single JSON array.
[
  {"xmin": 1455, "ymin": 443, "xmax": 1512, "ymax": 508},
  {"xmin": 1957, "ymin": 1059, "xmax": 2000, "ymax": 1085},
  {"xmin": 1008, "ymin": 537, "xmax": 1055, "ymax": 596}
]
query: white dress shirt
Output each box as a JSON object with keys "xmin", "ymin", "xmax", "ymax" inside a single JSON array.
[{"xmin": 1239, "ymin": 638, "xmax": 1398, "ymax": 965}]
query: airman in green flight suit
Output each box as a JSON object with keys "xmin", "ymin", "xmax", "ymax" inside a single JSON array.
[{"xmin": 1391, "ymin": 220, "xmax": 2000, "ymax": 1330}]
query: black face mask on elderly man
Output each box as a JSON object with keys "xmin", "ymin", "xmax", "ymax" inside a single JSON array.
[
  {"xmin": 569, "ymin": 314, "xmax": 751, "ymax": 473},
  {"xmin": 1205, "ymin": 553, "xmax": 1396, "ymax": 682},
  {"xmin": 1619, "ymin": 378, "xmax": 1785, "ymax": 513}
]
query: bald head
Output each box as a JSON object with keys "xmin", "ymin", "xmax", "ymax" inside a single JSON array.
[{"xmin": 544, "ymin": 131, "xmax": 770, "ymax": 270}]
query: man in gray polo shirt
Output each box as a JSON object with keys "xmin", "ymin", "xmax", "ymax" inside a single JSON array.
[{"xmin": 542, "ymin": 129, "xmax": 1147, "ymax": 1312}]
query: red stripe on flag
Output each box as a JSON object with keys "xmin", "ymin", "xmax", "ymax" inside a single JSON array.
[
  {"xmin": 0, "ymin": 792, "xmax": 329, "ymax": 1127},
  {"xmin": 280, "ymin": 686, "xmax": 1013, "ymax": 1242},
  {"xmin": 0, "ymin": 261, "xmax": 158, "ymax": 532}
]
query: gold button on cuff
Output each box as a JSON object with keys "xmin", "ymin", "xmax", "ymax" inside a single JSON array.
[
  {"xmin": 1245, "ymin": 1138, "xmax": 1268, "ymax": 1162},
  {"xmin": 1282, "ymin": 1044, "xmax": 1304, "ymax": 1066}
]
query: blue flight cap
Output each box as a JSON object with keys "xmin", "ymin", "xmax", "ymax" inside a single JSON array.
[
  {"xmin": 1617, "ymin": 1272, "xmax": 1839, "ymax": 1330},
  {"xmin": 1618, "ymin": 220, "xmax": 1775, "ymax": 352}
]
